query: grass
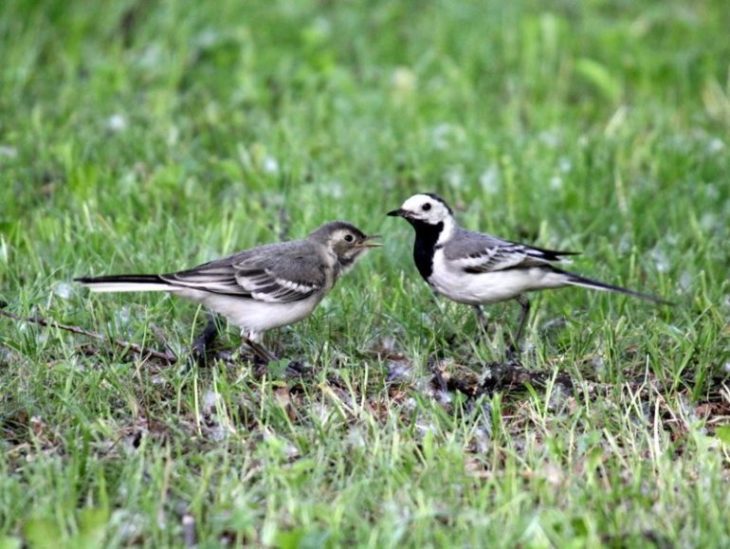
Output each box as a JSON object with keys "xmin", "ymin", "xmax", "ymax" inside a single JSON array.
[{"xmin": 1, "ymin": 0, "xmax": 729, "ymax": 546}]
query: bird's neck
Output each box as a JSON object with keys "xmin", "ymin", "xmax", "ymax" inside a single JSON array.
[
  {"xmin": 410, "ymin": 220, "xmax": 444, "ymax": 280},
  {"xmin": 323, "ymin": 249, "xmax": 339, "ymax": 289},
  {"xmin": 334, "ymin": 254, "xmax": 358, "ymax": 278},
  {"xmin": 437, "ymin": 216, "xmax": 456, "ymax": 244}
]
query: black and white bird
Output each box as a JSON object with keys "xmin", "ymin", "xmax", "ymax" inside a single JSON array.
[
  {"xmin": 76, "ymin": 221, "xmax": 380, "ymax": 361},
  {"xmin": 387, "ymin": 193, "xmax": 668, "ymax": 354}
]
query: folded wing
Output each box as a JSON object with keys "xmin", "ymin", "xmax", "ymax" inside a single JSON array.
[
  {"xmin": 444, "ymin": 229, "xmax": 579, "ymax": 274},
  {"xmin": 161, "ymin": 241, "xmax": 326, "ymax": 303}
]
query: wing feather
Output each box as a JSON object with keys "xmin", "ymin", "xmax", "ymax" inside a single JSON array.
[
  {"xmin": 160, "ymin": 241, "xmax": 326, "ymax": 303},
  {"xmin": 444, "ymin": 229, "xmax": 578, "ymax": 274}
]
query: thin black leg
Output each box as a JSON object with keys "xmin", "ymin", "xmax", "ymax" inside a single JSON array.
[
  {"xmin": 473, "ymin": 304, "xmax": 485, "ymax": 325},
  {"xmin": 507, "ymin": 295, "xmax": 531, "ymax": 360},
  {"xmin": 242, "ymin": 337, "xmax": 279, "ymax": 365},
  {"xmin": 191, "ymin": 315, "xmax": 220, "ymax": 364},
  {"xmin": 473, "ymin": 304, "xmax": 489, "ymax": 339}
]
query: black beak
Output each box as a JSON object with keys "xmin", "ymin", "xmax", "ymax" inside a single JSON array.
[{"xmin": 387, "ymin": 208, "xmax": 406, "ymax": 217}]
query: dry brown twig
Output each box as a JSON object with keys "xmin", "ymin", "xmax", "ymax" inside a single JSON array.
[{"xmin": 0, "ymin": 308, "xmax": 177, "ymax": 363}]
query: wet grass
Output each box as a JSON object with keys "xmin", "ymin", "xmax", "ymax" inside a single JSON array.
[{"xmin": 1, "ymin": 0, "xmax": 729, "ymax": 546}]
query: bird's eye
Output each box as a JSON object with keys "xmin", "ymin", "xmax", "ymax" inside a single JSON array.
[
  {"xmin": 344, "ymin": 234, "xmax": 354, "ymax": 242},
  {"xmin": 422, "ymin": 203, "xmax": 432, "ymax": 211}
]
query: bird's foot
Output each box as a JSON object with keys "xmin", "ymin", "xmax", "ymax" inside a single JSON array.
[
  {"xmin": 505, "ymin": 344, "xmax": 522, "ymax": 365},
  {"xmin": 213, "ymin": 349, "xmax": 236, "ymax": 363},
  {"xmin": 189, "ymin": 316, "xmax": 220, "ymax": 366},
  {"xmin": 284, "ymin": 360, "xmax": 312, "ymax": 377},
  {"xmin": 251, "ymin": 356, "xmax": 312, "ymax": 379},
  {"xmin": 190, "ymin": 339, "xmax": 211, "ymax": 366},
  {"xmin": 239, "ymin": 336, "xmax": 309, "ymax": 377},
  {"xmin": 242, "ymin": 337, "xmax": 279, "ymax": 365}
]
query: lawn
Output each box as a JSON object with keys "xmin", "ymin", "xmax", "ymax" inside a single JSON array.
[{"xmin": 1, "ymin": 0, "xmax": 729, "ymax": 546}]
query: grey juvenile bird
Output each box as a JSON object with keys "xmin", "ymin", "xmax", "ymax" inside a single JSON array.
[
  {"xmin": 387, "ymin": 193, "xmax": 668, "ymax": 355},
  {"xmin": 76, "ymin": 221, "xmax": 380, "ymax": 361}
]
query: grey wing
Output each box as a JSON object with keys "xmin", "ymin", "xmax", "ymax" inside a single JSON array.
[
  {"xmin": 161, "ymin": 241, "xmax": 326, "ymax": 303},
  {"xmin": 444, "ymin": 229, "xmax": 578, "ymax": 273}
]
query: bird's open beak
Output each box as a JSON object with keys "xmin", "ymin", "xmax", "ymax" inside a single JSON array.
[
  {"xmin": 387, "ymin": 208, "xmax": 406, "ymax": 217},
  {"xmin": 358, "ymin": 235, "xmax": 382, "ymax": 248}
]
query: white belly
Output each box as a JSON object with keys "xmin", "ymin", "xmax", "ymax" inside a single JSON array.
[
  {"xmin": 175, "ymin": 289, "xmax": 321, "ymax": 333},
  {"xmin": 429, "ymin": 251, "xmax": 568, "ymax": 305}
]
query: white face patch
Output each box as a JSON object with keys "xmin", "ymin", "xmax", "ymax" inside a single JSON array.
[
  {"xmin": 400, "ymin": 194, "xmax": 452, "ymax": 225},
  {"xmin": 399, "ymin": 193, "xmax": 456, "ymax": 243},
  {"xmin": 327, "ymin": 229, "xmax": 358, "ymax": 249}
]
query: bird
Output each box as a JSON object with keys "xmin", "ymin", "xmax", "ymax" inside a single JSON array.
[
  {"xmin": 387, "ymin": 193, "xmax": 669, "ymax": 357},
  {"xmin": 76, "ymin": 221, "xmax": 380, "ymax": 362}
]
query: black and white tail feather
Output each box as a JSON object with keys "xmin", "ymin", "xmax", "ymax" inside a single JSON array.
[
  {"xmin": 475, "ymin": 239, "xmax": 671, "ymax": 305},
  {"xmin": 558, "ymin": 271, "xmax": 670, "ymax": 304},
  {"xmin": 75, "ymin": 274, "xmax": 171, "ymax": 293}
]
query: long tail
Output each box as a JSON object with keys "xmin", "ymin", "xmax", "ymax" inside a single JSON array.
[
  {"xmin": 562, "ymin": 270, "xmax": 672, "ymax": 305},
  {"xmin": 74, "ymin": 274, "xmax": 173, "ymax": 293}
]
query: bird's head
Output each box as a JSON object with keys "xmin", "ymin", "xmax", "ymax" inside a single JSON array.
[
  {"xmin": 387, "ymin": 193, "xmax": 457, "ymax": 244},
  {"xmin": 387, "ymin": 193, "xmax": 454, "ymax": 226},
  {"xmin": 309, "ymin": 221, "xmax": 381, "ymax": 272}
]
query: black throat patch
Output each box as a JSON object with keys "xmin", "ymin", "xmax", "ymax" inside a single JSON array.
[{"xmin": 409, "ymin": 219, "xmax": 443, "ymax": 280}]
